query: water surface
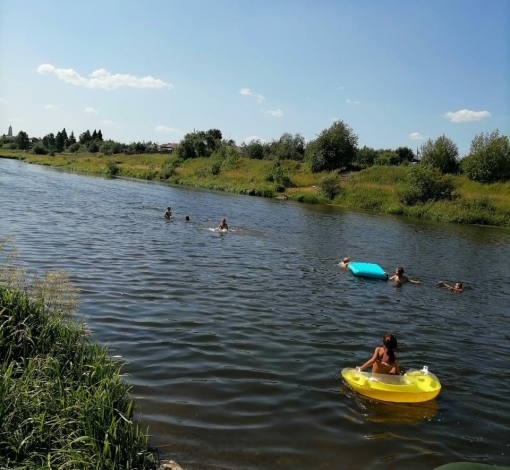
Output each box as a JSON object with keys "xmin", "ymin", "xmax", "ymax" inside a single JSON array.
[{"xmin": 1, "ymin": 159, "xmax": 509, "ymax": 469}]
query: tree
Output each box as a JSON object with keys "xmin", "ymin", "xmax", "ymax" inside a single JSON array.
[
  {"xmin": 242, "ymin": 140, "xmax": 265, "ymax": 160},
  {"xmin": 55, "ymin": 131, "xmax": 65, "ymax": 152},
  {"xmin": 79, "ymin": 130, "xmax": 92, "ymax": 145},
  {"xmin": 461, "ymin": 130, "xmax": 510, "ymax": 183},
  {"xmin": 97, "ymin": 129, "xmax": 103, "ymax": 141},
  {"xmin": 15, "ymin": 131, "xmax": 30, "ymax": 150},
  {"xmin": 66, "ymin": 131, "xmax": 77, "ymax": 148},
  {"xmin": 174, "ymin": 129, "xmax": 222, "ymax": 160},
  {"xmin": 42, "ymin": 133, "xmax": 56, "ymax": 150},
  {"xmin": 355, "ymin": 146, "xmax": 378, "ymax": 168},
  {"xmin": 207, "ymin": 129, "xmax": 222, "ymax": 140},
  {"xmin": 420, "ymin": 135, "xmax": 459, "ymax": 174},
  {"xmin": 375, "ymin": 150, "xmax": 400, "ymax": 166},
  {"xmin": 395, "ymin": 146, "xmax": 415, "ymax": 164},
  {"xmin": 92, "ymin": 130, "xmax": 98, "ymax": 140},
  {"xmin": 305, "ymin": 120, "xmax": 358, "ymax": 173}
]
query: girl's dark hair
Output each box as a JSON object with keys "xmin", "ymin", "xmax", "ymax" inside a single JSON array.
[{"xmin": 383, "ymin": 334, "xmax": 399, "ymax": 362}]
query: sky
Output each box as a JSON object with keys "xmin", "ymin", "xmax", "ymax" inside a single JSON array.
[{"xmin": 1, "ymin": 0, "xmax": 509, "ymax": 156}]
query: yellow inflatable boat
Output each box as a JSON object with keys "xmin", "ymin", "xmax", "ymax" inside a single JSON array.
[{"xmin": 341, "ymin": 366, "xmax": 441, "ymax": 403}]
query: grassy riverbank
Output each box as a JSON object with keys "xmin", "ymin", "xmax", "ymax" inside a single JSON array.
[
  {"xmin": 0, "ymin": 242, "xmax": 157, "ymax": 469},
  {"xmin": 2, "ymin": 150, "xmax": 509, "ymax": 227}
]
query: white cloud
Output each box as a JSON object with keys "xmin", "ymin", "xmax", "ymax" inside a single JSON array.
[
  {"xmin": 265, "ymin": 109, "xmax": 283, "ymax": 117},
  {"xmin": 0, "ymin": 98, "xmax": 8, "ymax": 104},
  {"xmin": 337, "ymin": 86, "xmax": 345, "ymax": 90},
  {"xmin": 43, "ymin": 104, "xmax": 58, "ymax": 110},
  {"xmin": 85, "ymin": 107, "xmax": 98, "ymax": 114},
  {"xmin": 346, "ymin": 99, "xmax": 360, "ymax": 104},
  {"xmin": 37, "ymin": 63, "xmax": 173, "ymax": 90},
  {"xmin": 240, "ymin": 87, "xmax": 265, "ymax": 103},
  {"xmin": 409, "ymin": 132, "xmax": 424, "ymax": 140},
  {"xmin": 155, "ymin": 125, "xmax": 184, "ymax": 135},
  {"xmin": 444, "ymin": 109, "xmax": 491, "ymax": 123},
  {"xmin": 100, "ymin": 119, "xmax": 122, "ymax": 128},
  {"xmin": 330, "ymin": 117, "xmax": 339, "ymax": 121},
  {"xmin": 243, "ymin": 135, "xmax": 267, "ymax": 144}
]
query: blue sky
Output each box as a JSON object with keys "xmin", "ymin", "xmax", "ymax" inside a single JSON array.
[{"xmin": 1, "ymin": 0, "xmax": 509, "ymax": 156}]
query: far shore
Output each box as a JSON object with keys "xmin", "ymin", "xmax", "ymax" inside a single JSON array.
[{"xmin": 2, "ymin": 151, "xmax": 509, "ymax": 228}]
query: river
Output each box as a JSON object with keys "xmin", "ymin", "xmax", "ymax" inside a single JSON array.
[{"xmin": 1, "ymin": 158, "xmax": 509, "ymax": 470}]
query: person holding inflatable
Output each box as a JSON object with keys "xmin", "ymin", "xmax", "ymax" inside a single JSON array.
[
  {"xmin": 357, "ymin": 334, "xmax": 400, "ymax": 375},
  {"xmin": 164, "ymin": 206, "xmax": 172, "ymax": 219},
  {"xmin": 339, "ymin": 257, "xmax": 350, "ymax": 268}
]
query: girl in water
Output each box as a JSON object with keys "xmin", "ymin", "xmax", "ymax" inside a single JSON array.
[{"xmin": 357, "ymin": 334, "xmax": 400, "ymax": 375}]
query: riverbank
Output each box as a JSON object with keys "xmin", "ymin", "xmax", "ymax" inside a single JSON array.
[
  {"xmin": 0, "ymin": 241, "xmax": 159, "ymax": 469},
  {"xmin": 2, "ymin": 151, "xmax": 509, "ymax": 227}
]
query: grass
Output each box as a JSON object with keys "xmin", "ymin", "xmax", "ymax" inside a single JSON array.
[
  {"xmin": 2, "ymin": 150, "xmax": 509, "ymax": 227},
  {"xmin": 0, "ymin": 239, "xmax": 157, "ymax": 469}
]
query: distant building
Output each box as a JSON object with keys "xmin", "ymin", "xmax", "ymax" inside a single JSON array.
[
  {"xmin": 7, "ymin": 124, "xmax": 13, "ymax": 137},
  {"xmin": 159, "ymin": 142, "xmax": 179, "ymax": 153}
]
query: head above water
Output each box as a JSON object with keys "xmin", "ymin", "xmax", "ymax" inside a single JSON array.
[
  {"xmin": 343, "ymin": 257, "xmax": 350, "ymax": 263},
  {"xmin": 383, "ymin": 334, "xmax": 398, "ymax": 352},
  {"xmin": 455, "ymin": 282, "xmax": 463, "ymax": 290},
  {"xmin": 185, "ymin": 215, "xmax": 190, "ymax": 221},
  {"xmin": 167, "ymin": 206, "xmax": 171, "ymax": 210},
  {"xmin": 396, "ymin": 267, "xmax": 404, "ymax": 275}
]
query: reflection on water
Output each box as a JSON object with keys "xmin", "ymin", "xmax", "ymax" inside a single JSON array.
[
  {"xmin": 1, "ymin": 159, "xmax": 510, "ymax": 470},
  {"xmin": 342, "ymin": 384, "xmax": 439, "ymax": 425}
]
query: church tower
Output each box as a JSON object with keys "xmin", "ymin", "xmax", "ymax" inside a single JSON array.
[{"xmin": 7, "ymin": 124, "xmax": 13, "ymax": 137}]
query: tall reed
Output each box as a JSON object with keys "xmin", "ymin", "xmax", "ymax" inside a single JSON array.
[{"xmin": 0, "ymin": 239, "xmax": 157, "ymax": 469}]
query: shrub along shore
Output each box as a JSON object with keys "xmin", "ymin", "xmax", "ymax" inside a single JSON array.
[
  {"xmin": 0, "ymin": 242, "xmax": 158, "ymax": 469},
  {"xmin": 2, "ymin": 149, "xmax": 509, "ymax": 228}
]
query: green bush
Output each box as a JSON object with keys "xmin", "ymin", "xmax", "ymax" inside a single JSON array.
[
  {"xmin": 461, "ymin": 130, "xmax": 510, "ymax": 183},
  {"xmin": 105, "ymin": 160, "xmax": 119, "ymax": 176},
  {"xmin": 88, "ymin": 141, "xmax": 99, "ymax": 153},
  {"xmin": 32, "ymin": 144, "xmax": 48, "ymax": 155},
  {"xmin": 400, "ymin": 165, "xmax": 455, "ymax": 205},
  {"xmin": 68, "ymin": 143, "xmax": 80, "ymax": 153},
  {"xmin": 318, "ymin": 173, "xmax": 340, "ymax": 200}
]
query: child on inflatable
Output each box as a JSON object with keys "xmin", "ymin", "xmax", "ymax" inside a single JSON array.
[{"xmin": 357, "ymin": 334, "xmax": 400, "ymax": 375}]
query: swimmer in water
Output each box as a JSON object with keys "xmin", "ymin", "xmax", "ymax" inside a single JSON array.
[
  {"xmin": 438, "ymin": 281, "xmax": 463, "ymax": 292},
  {"xmin": 339, "ymin": 257, "xmax": 350, "ymax": 268},
  {"xmin": 387, "ymin": 267, "xmax": 420, "ymax": 284},
  {"xmin": 218, "ymin": 218, "xmax": 228, "ymax": 231},
  {"xmin": 164, "ymin": 206, "xmax": 172, "ymax": 219},
  {"xmin": 185, "ymin": 215, "xmax": 190, "ymax": 221}
]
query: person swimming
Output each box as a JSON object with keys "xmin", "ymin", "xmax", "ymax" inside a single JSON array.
[
  {"xmin": 218, "ymin": 218, "xmax": 228, "ymax": 231},
  {"xmin": 438, "ymin": 281, "xmax": 462, "ymax": 292},
  {"xmin": 185, "ymin": 215, "xmax": 190, "ymax": 221},
  {"xmin": 357, "ymin": 334, "xmax": 400, "ymax": 375},
  {"xmin": 339, "ymin": 257, "xmax": 350, "ymax": 268},
  {"xmin": 164, "ymin": 206, "xmax": 172, "ymax": 219},
  {"xmin": 388, "ymin": 267, "xmax": 420, "ymax": 284}
]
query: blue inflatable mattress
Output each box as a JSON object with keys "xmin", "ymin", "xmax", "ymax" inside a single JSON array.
[{"xmin": 348, "ymin": 262, "xmax": 387, "ymax": 280}]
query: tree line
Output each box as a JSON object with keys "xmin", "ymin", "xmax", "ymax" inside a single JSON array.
[{"xmin": 3, "ymin": 120, "xmax": 509, "ymax": 184}]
